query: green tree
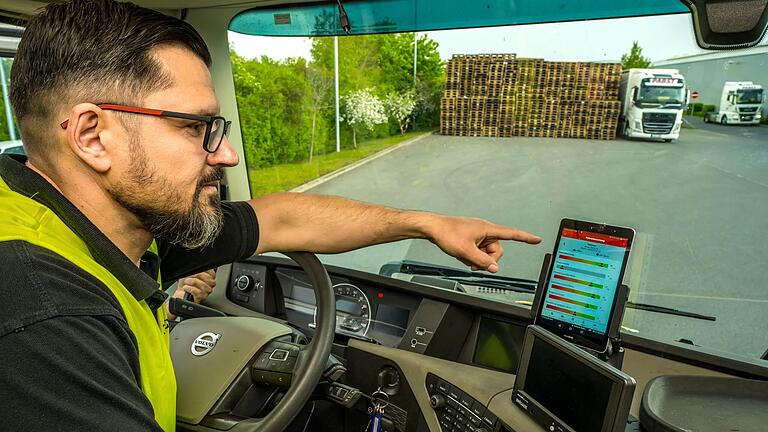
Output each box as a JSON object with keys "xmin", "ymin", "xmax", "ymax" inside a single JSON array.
[
  {"xmin": 306, "ymin": 66, "xmax": 333, "ymax": 162},
  {"xmin": 621, "ymin": 41, "xmax": 652, "ymax": 70},
  {"xmin": 310, "ymin": 33, "xmax": 444, "ymax": 136},
  {"xmin": 231, "ymin": 51, "xmax": 314, "ymax": 168},
  {"xmin": 229, "ymin": 32, "xmax": 445, "ymax": 169},
  {"xmin": 383, "ymin": 91, "xmax": 416, "ymax": 134},
  {"xmin": 342, "ymin": 88, "xmax": 387, "ymax": 148},
  {"xmin": 375, "ymin": 33, "xmax": 444, "ymax": 130}
]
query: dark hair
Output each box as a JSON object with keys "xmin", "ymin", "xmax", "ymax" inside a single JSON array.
[{"xmin": 10, "ymin": 0, "xmax": 212, "ymax": 155}]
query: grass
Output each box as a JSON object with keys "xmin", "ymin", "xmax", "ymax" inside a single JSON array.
[{"xmin": 248, "ymin": 131, "xmax": 427, "ymax": 196}]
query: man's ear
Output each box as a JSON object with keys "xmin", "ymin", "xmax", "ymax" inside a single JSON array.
[{"xmin": 64, "ymin": 103, "xmax": 112, "ymax": 173}]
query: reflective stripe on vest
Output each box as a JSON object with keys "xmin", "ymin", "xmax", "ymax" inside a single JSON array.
[{"xmin": 0, "ymin": 177, "xmax": 176, "ymax": 431}]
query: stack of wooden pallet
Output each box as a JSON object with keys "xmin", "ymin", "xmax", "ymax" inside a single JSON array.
[{"xmin": 440, "ymin": 54, "xmax": 621, "ymax": 140}]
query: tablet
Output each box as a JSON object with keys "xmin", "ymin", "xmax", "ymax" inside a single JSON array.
[
  {"xmin": 535, "ymin": 219, "xmax": 634, "ymax": 353},
  {"xmin": 512, "ymin": 325, "xmax": 636, "ymax": 432}
]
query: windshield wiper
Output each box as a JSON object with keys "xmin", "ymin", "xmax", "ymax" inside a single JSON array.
[
  {"xmin": 379, "ymin": 260, "xmax": 538, "ymax": 293},
  {"xmin": 379, "ymin": 261, "xmax": 716, "ymax": 320},
  {"xmin": 626, "ymin": 301, "xmax": 716, "ymax": 321}
]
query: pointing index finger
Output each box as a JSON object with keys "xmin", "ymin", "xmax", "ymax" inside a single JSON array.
[{"xmin": 488, "ymin": 224, "xmax": 542, "ymax": 244}]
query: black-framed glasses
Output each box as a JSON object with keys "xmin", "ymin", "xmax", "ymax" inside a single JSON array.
[{"xmin": 60, "ymin": 103, "xmax": 232, "ymax": 153}]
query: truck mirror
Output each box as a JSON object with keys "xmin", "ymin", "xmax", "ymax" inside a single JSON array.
[
  {"xmin": 631, "ymin": 87, "xmax": 638, "ymax": 103},
  {"xmin": 685, "ymin": 89, "xmax": 691, "ymax": 107},
  {"xmin": 680, "ymin": 0, "xmax": 768, "ymax": 49}
]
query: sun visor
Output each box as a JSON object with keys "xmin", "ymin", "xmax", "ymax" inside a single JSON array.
[{"xmin": 681, "ymin": 0, "xmax": 768, "ymax": 49}]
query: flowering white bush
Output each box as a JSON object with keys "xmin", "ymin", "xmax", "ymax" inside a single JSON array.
[
  {"xmin": 384, "ymin": 92, "xmax": 416, "ymax": 134},
  {"xmin": 342, "ymin": 88, "xmax": 387, "ymax": 147}
]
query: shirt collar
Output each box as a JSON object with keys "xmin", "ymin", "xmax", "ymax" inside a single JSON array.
[{"xmin": 0, "ymin": 154, "xmax": 167, "ymax": 306}]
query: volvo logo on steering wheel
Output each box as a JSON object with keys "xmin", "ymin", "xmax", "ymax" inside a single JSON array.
[{"xmin": 191, "ymin": 332, "xmax": 221, "ymax": 356}]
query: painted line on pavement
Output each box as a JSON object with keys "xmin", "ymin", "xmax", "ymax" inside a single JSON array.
[{"xmin": 292, "ymin": 132, "xmax": 432, "ymax": 192}]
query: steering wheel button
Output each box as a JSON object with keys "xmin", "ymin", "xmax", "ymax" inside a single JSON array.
[
  {"xmin": 254, "ymin": 353, "xmax": 271, "ymax": 369},
  {"xmin": 269, "ymin": 349, "xmax": 289, "ymax": 361}
]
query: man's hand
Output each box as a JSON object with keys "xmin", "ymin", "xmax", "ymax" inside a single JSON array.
[
  {"xmin": 166, "ymin": 269, "xmax": 217, "ymax": 320},
  {"xmin": 427, "ymin": 216, "xmax": 541, "ymax": 273}
]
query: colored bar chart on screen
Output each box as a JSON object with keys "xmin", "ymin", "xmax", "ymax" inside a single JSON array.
[
  {"xmin": 548, "ymin": 294, "xmax": 599, "ymax": 310},
  {"xmin": 545, "ymin": 304, "xmax": 596, "ymax": 321},
  {"xmin": 551, "ymin": 284, "xmax": 601, "ymax": 299},
  {"xmin": 559, "ymin": 254, "xmax": 608, "ymax": 268},
  {"xmin": 555, "ymin": 264, "xmax": 605, "ymax": 279},
  {"xmin": 554, "ymin": 273, "xmax": 604, "ymax": 289}
]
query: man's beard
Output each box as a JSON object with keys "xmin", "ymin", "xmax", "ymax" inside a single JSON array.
[{"xmin": 109, "ymin": 139, "xmax": 224, "ymax": 249}]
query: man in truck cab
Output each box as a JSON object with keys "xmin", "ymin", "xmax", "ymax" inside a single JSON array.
[{"xmin": 0, "ymin": 0, "xmax": 541, "ymax": 430}]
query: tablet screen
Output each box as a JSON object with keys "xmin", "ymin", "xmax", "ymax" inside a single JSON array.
[{"xmin": 538, "ymin": 223, "xmax": 632, "ymax": 350}]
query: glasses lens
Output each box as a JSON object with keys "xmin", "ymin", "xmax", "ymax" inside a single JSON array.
[{"xmin": 206, "ymin": 118, "xmax": 226, "ymax": 152}]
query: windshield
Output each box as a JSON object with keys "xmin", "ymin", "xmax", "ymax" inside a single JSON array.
[
  {"xmin": 228, "ymin": 7, "xmax": 768, "ymax": 362},
  {"xmin": 736, "ymin": 89, "xmax": 763, "ymax": 104},
  {"xmin": 637, "ymin": 81, "xmax": 685, "ymax": 106},
  {"xmin": 0, "ymin": 57, "xmax": 18, "ymax": 144}
]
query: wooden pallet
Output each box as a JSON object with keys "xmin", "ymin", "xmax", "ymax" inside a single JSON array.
[{"xmin": 441, "ymin": 55, "xmax": 622, "ymax": 140}]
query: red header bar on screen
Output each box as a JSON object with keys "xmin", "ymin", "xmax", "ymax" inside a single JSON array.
[{"xmin": 562, "ymin": 228, "xmax": 628, "ymax": 247}]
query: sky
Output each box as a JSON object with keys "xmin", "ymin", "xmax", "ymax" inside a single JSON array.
[{"xmin": 228, "ymin": 13, "xmax": 716, "ymax": 64}]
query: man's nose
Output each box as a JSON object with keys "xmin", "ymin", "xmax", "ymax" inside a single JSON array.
[{"xmin": 207, "ymin": 135, "xmax": 239, "ymax": 167}]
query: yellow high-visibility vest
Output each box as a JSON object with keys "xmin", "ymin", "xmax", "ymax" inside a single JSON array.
[{"xmin": 0, "ymin": 176, "xmax": 176, "ymax": 431}]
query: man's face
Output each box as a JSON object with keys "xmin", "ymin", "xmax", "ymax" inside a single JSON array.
[{"xmin": 108, "ymin": 45, "xmax": 239, "ymax": 248}]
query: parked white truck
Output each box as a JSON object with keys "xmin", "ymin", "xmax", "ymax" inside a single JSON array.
[
  {"xmin": 619, "ymin": 68, "xmax": 688, "ymax": 142},
  {"xmin": 704, "ymin": 82, "xmax": 763, "ymax": 125}
]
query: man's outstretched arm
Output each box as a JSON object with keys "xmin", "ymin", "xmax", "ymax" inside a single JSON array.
[{"xmin": 249, "ymin": 192, "xmax": 541, "ymax": 273}]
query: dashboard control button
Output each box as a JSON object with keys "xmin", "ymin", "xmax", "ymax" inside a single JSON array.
[
  {"xmin": 430, "ymin": 394, "xmax": 446, "ymax": 410},
  {"xmin": 458, "ymin": 404, "xmax": 472, "ymax": 419},
  {"xmin": 470, "ymin": 400, "xmax": 485, "ymax": 418},
  {"xmin": 235, "ymin": 275, "xmax": 254, "ymax": 292},
  {"xmin": 447, "ymin": 387, "xmax": 462, "ymax": 401},
  {"xmin": 437, "ymin": 379, "xmax": 450, "ymax": 394},
  {"xmin": 459, "ymin": 393, "xmax": 473, "ymax": 409},
  {"xmin": 481, "ymin": 410, "xmax": 497, "ymax": 428}
]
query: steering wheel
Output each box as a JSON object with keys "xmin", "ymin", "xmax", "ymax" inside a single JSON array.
[{"xmin": 170, "ymin": 252, "xmax": 336, "ymax": 432}]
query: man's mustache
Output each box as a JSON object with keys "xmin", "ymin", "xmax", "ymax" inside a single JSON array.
[{"xmin": 198, "ymin": 168, "xmax": 224, "ymax": 189}]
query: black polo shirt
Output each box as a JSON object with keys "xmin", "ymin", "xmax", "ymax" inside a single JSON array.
[{"xmin": 0, "ymin": 154, "xmax": 259, "ymax": 431}]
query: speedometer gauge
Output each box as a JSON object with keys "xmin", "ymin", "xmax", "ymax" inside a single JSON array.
[{"xmin": 313, "ymin": 283, "xmax": 371, "ymax": 336}]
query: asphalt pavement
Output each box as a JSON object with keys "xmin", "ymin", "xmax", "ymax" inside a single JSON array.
[{"xmin": 307, "ymin": 120, "xmax": 768, "ymax": 360}]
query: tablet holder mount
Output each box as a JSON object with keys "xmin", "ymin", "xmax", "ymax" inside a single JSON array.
[{"xmin": 530, "ymin": 253, "xmax": 629, "ymax": 370}]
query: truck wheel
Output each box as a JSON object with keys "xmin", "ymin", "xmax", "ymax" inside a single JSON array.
[
  {"xmin": 703, "ymin": 115, "xmax": 709, "ymax": 123},
  {"xmin": 721, "ymin": 115, "xmax": 728, "ymax": 125},
  {"xmin": 663, "ymin": 139, "xmax": 672, "ymax": 143}
]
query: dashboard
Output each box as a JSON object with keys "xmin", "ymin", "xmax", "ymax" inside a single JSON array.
[
  {"xmin": 277, "ymin": 267, "xmax": 415, "ymax": 347},
  {"xmin": 219, "ymin": 255, "xmax": 768, "ymax": 432},
  {"xmin": 227, "ymin": 256, "xmax": 531, "ymax": 369},
  {"xmin": 225, "ymin": 255, "xmax": 534, "ymax": 431}
]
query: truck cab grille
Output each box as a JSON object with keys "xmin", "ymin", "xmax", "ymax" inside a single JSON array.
[
  {"xmin": 738, "ymin": 106, "xmax": 758, "ymax": 114},
  {"xmin": 642, "ymin": 112, "xmax": 676, "ymax": 134}
]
